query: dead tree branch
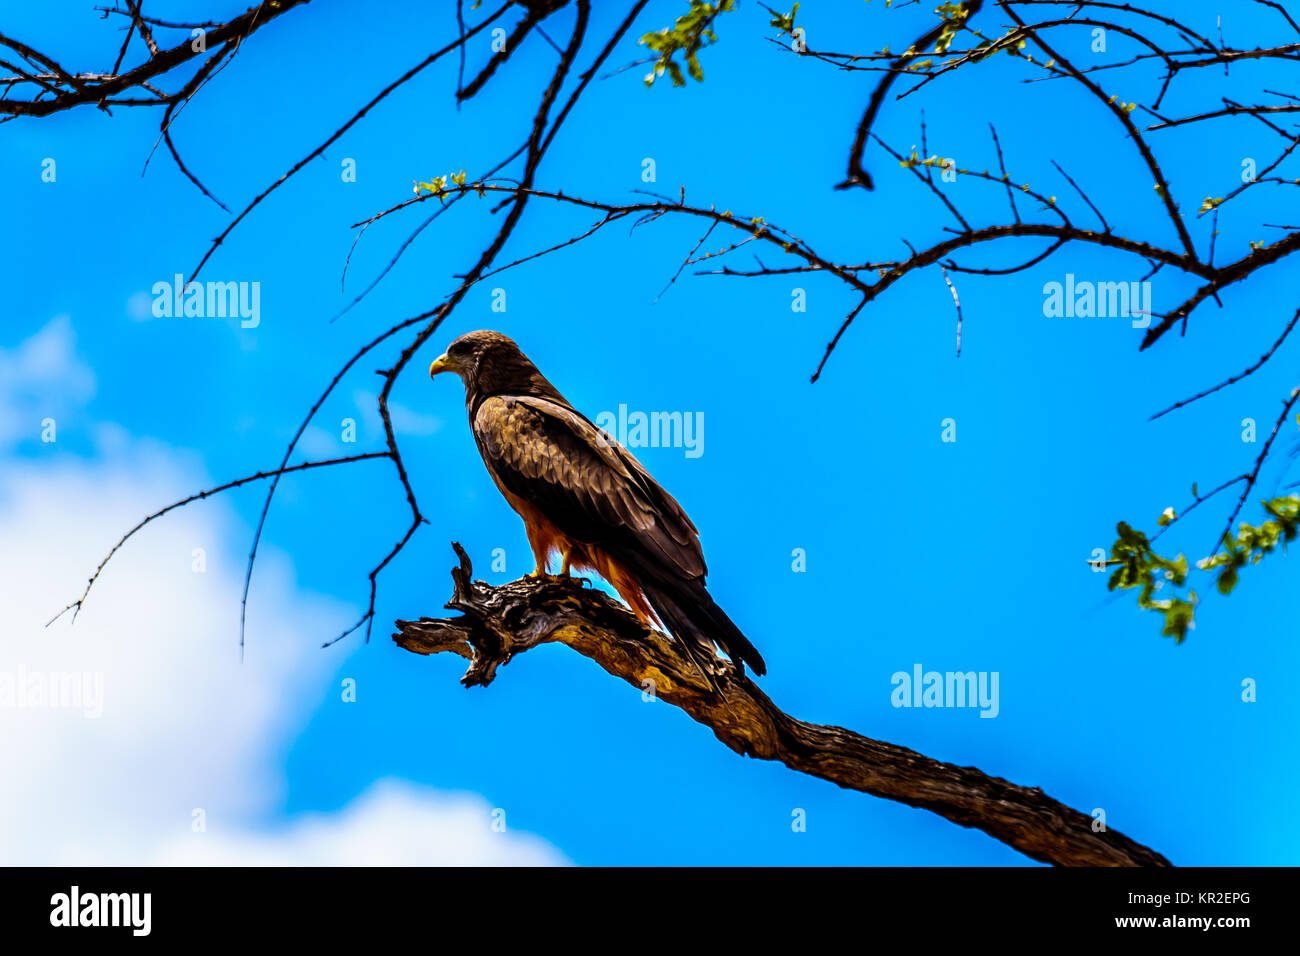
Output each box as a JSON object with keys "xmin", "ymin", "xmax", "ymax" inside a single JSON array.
[
  {"xmin": 0, "ymin": 1, "xmax": 308, "ymax": 117},
  {"xmin": 394, "ymin": 544, "xmax": 1172, "ymax": 868}
]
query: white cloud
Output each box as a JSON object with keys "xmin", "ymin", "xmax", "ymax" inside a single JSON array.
[
  {"xmin": 149, "ymin": 780, "xmax": 562, "ymax": 866},
  {"xmin": 126, "ymin": 290, "xmax": 154, "ymax": 322},
  {"xmin": 0, "ymin": 325, "xmax": 565, "ymax": 866},
  {"xmin": 0, "ymin": 315, "xmax": 95, "ymax": 448},
  {"xmin": 352, "ymin": 388, "xmax": 443, "ymax": 439},
  {"xmin": 296, "ymin": 423, "xmax": 342, "ymax": 458},
  {"xmin": 391, "ymin": 401, "xmax": 442, "ymax": 437}
]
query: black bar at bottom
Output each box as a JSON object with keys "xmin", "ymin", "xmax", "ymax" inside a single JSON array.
[{"xmin": 0, "ymin": 865, "xmax": 1279, "ymax": 941}]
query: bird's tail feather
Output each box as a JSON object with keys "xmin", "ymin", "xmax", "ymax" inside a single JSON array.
[{"xmin": 642, "ymin": 580, "xmax": 767, "ymax": 678}]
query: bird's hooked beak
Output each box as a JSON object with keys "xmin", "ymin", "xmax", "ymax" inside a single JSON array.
[{"xmin": 429, "ymin": 353, "xmax": 456, "ymax": 378}]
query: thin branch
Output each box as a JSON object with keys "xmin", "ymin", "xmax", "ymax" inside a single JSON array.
[
  {"xmin": 1150, "ymin": 306, "xmax": 1300, "ymax": 421},
  {"xmin": 1215, "ymin": 385, "xmax": 1300, "ymax": 550},
  {"xmin": 0, "ymin": 1, "xmax": 308, "ymax": 116},
  {"xmin": 187, "ymin": 3, "xmax": 512, "ymax": 282},
  {"xmin": 839, "ymin": 0, "xmax": 986, "ymax": 190},
  {"xmin": 50, "ymin": 453, "xmax": 391, "ymax": 628},
  {"xmin": 942, "ymin": 266, "xmax": 963, "ymax": 357},
  {"xmin": 1000, "ymin": 2, "xmax": 1196, "ymax": 258}
]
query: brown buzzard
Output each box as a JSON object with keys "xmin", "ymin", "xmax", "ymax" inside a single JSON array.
[{"xmin": 429, "ymin": 330, "xmax": 766, "ymax": 681}]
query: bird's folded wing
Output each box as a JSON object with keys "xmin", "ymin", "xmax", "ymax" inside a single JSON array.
[{"xmin": 473, "ymin": 394, "xmax": 705, "ymax": 580}]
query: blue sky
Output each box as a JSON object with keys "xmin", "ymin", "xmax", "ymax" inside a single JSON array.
[{"xmin": 2, "ymin": 0, "xmax": 1297, "ymax": 865}]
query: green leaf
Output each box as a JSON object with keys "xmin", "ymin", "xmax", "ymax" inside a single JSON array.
[
  {"xmin": 1217, "ymin": 565, "xmax": 1238, "ymax": 595},
  {"xmin": 640, "ymin": 0, "xmax": 735, "ymax": 89}
]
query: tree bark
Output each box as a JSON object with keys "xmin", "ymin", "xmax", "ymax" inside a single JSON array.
[{"xmin": 393, "ymin": 544, "xmax": 1171, "ymax": 867}]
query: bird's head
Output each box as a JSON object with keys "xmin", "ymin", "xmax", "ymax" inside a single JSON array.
[{"xmin": 429, "ymin": 330, "xmax": 562, "ymax": 402}]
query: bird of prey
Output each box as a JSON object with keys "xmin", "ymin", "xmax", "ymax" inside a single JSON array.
[{"xmin": 429, "ymin": 330, "xmax": 766, "ymax": 682}]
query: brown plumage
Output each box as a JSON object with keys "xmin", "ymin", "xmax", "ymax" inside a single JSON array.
[{"xmin": 429, "ymin": 329, "xmax": 766, "ymax": 679}]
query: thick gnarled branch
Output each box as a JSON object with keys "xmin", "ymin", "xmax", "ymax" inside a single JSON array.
[{"xmin": 394, "ymin": 545, "xmax": 1171, "ymax": 868}]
